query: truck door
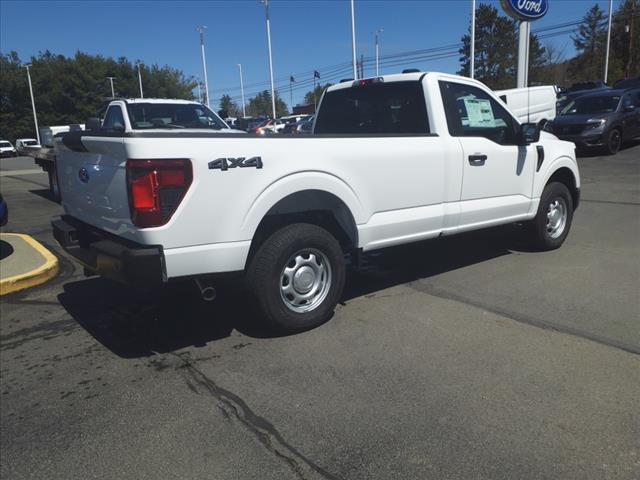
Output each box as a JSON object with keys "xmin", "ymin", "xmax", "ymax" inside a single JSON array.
[{"xmin": 439, "ymin": 80, "xmax": 535, "ymax": 228}]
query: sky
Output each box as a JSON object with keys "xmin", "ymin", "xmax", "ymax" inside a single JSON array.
[{"xmin": 0, "ymin": 0, "xmax": 622, "ymax": 109}]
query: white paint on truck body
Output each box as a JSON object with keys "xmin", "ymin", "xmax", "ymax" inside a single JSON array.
[{"xmin": 55, "ymin": 74, "xmax": 579, "ymax": 279}]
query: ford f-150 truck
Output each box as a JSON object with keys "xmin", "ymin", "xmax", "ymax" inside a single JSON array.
[{"xmin": 51, "ymin": 73, "xmax": 580, "ymax": 333}]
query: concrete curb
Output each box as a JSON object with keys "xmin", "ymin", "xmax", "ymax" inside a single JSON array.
[{"xmin": 0, "ymin": 233, "xmax": 59, "ymax": 295}]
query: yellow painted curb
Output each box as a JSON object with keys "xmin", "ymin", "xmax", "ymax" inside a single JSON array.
[{"xmin": 0, "ymin": 233, "xmax": 59, "ymax": 295}]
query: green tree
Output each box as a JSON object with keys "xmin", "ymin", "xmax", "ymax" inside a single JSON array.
[
  {"xmin": 458, "ymin": 4, "xmax": 546, "ymax": 89},
  {"xmin": 303, "ymin": 83, "xmax": 333, "ymax": 107},
  {"xmin": 246, "ymin": 90, "xmax": 288, "ymax": 117},
  {"xmin": 218, "ymin": 94, "xmax": 239, "ymax": 117},
  {"xmin": 567, "ymin": 4, "xmax": 607, "ymax": 81},
  {"xmin": 0, "ymin": 50, "xmax": 197, "ymax": 142},
  {"xmin": 607, "ymin": 0, "xmax": 639, "ymax": 82}
]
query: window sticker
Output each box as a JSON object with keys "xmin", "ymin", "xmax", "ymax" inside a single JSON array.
[{"xmin": 463, "ymin": 97, "xmax": 495, "ymax": 127}]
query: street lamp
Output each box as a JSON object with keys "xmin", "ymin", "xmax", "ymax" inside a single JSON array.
[
  {"xmin": 137, "ymin": 62, "xmax": 144, "ymax": 98},
  {"xmin": 24, "ymin": 64, "xmax": 40, "ymax": 145},
  {"xmin": 470, "ymin": 0, "xmax": 476, "ymax": 79},
  {"xmin": 260, "ymin": 0, "xmax": 277, "ymax": 119},
  {"xmin": 196, "ymin": 25, "xmax": 210, "ymax": 107},
  {"xmin": 350, "ymin": 0, "xmax": 358, "ymax": 79},
  {"xmin": 106, "ymin": 76, "xmax": 116, "ymax": 98},
  {"xmin": 237, "ymin": 64, "xmax": 246, "ymax": 117},
  {"xmin": 374, "ymin": 28, "xmax": 383, "ymax": 77}
]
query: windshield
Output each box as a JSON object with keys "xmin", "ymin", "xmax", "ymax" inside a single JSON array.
[
  {"xmin": 23, "ymin": 140, "xmax": 38, "ymax": 146},
  {"xmin": 126, "ymin": 103, "xmax": 228, "ymax": 130},
  {"xmin": 561, "ymin": 95, "xmax": 621, "ymax": 115},
  {"xmin": 0, "ymin": 142, "xmax": 11, "ymax": 148}
]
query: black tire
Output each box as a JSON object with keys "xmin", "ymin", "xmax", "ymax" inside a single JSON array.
[
  {"xmin": 605, "ymin": 128, "xmax": 622, "ymax": 155},
  {"xmin": 528, "ymin": 182, "xmax": 574, "ymax": 251},
  {"xmin": 246, "ymin": 223, "xmax": 345, "ymax": 334}
]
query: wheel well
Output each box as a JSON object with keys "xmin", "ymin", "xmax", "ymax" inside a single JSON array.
[
  {"xmin": 248, "ymin": 190, "xmax": 358, "ymax": 262},
  {"xmin": 547, "ymin": 167, "xmax": 579, "ymax": 208}
]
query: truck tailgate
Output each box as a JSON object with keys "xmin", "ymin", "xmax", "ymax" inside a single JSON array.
[{"xmin": 57, "ymin": 136, "xmax": 135, "ymax": 238}]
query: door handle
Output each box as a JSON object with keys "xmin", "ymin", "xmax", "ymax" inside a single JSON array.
[{"xmin": 468, "ymin": 154, "xmax": 487, "ymax": 166}]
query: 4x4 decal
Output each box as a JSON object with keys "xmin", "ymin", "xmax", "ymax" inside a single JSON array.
[{"xmin": 208, "ymin": 156, "xmax": 263, "ymax": 171}]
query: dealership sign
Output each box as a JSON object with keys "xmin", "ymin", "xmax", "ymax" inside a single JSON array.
[{"xmin": 501, "ymin": 0, "xmax": 549, "ymax": 21}]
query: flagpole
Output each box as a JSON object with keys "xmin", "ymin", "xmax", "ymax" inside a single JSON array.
[
  {"xmin": 313, "ymin": 75, "xmax": 317, "ymax": 112},
  {"xmin": 289, "ymin": 76, "xmax": 293, "ymax": 111}
]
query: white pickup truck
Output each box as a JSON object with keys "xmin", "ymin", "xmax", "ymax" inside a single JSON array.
[{"xmin": 52, "ymin": 73, "xmax": 580, "ymax": 333}]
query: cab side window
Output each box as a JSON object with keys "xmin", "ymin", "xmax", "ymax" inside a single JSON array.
[
  {"xmin": 439, "ymin": 81, "xmax": 518, "ymax": 145},
  {"xmin": 102, "ymin": 106, "xmax": 125, "ymax": 131}
]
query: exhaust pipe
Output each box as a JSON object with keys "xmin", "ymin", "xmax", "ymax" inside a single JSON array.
[{"xmin": 195, "ymin": 279, "xmax": 217, "ymax": 302}]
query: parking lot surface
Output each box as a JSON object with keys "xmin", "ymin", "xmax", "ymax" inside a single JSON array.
[{"xmin": 1, "ymin": 149, "xmax": 639, "ymax": 479}]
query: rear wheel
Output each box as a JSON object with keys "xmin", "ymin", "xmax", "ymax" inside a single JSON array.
[
  {"xmin": 605, "ymin": 128, "xmax": 622, "ymax": 155},
  {"xmin": 246, "ymin": 223, "xmax": 345, "ymax": 333},
  {"xmin": 527, "ymin": 182, "xmax": 574, "ymax": 251}
]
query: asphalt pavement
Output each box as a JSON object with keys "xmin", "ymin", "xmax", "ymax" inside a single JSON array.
[{"xmin": 1, "ymin": 149, "xmax": 639, "ymax": 480}]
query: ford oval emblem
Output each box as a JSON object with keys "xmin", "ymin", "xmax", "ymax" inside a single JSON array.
[
  {"xmin": 501, "ymin": 0, "xmax": 548, "ymax": 21},
  {"xmin": 78, "ymin": 167, "xmax": 90, "ymax": 183}
]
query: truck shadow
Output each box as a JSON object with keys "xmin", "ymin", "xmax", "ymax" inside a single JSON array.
[{"xmin": 58, "ymin": 224, "xmax": 528, "ymax": 359}]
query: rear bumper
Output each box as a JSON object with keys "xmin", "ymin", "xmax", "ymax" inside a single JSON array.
[{"xmin": 52, "ymin": 215, "xmax": 165, "ymax": 286}]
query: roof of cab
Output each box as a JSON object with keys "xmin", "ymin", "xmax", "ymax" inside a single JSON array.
[
  {"xmin": 326, "ymin": 71, "xmax": 428, "ymax": 92},
  {"xmin": 120, "ymin": 98, "xmax": 202, "ymax": 105}
]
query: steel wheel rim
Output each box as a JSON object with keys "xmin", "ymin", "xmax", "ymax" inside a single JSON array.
[
  {"xmin": 546, "ymin": 197, "xmax": 567, "ymax": 239},
  {"xmin": 610, "ymin": 130, "xmax": 621, "ymax": 152},
  {"xmin": 280, "ymin": 248, "xmax": 332, "ymax": 313}
]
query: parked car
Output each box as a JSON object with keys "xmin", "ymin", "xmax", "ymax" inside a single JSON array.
[
  {"xmin": 556, "ymin": 81, "xmax": 610, "ymax": 113},
  {"xmin": 495, "ymin": 85, "xmax": 558, "ymax": 125},
  {"xmin": 613, "ymin": 77, "xmax": 640, "ymax": 89},
  {"xmin": 0, "ymin": 193, "xmax": 7, "ymax": 226},
  {"xmin": 544, "ymin": 88, "xmax": 640, "ymax": 154},
  {"xmin": 15, "ymin": 138, "xmax": 41, "ymax": 153},
  {"xmin": 0, "ymin": 140, "xmax": 17, "ymax": 158},
  {"xmin": 282, "ymin": 115, "xmax": 314, "ymax": 134},
  {"xmin": 246, "ymin": 117, "xmax": 269, "ymax": 132}
]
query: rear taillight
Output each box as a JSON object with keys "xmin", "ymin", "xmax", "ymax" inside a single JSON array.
[{"xmin": 126, "ymin": 159, "xmax": 192, "ymax": 228}]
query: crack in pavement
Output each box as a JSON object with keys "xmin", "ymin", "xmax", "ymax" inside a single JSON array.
[
  {"xmin": 406, "ymin": 281, "xmax": 640, "ymax": 356},
  {"xmin": 163, "ymin": 351, "xmax": 342, "ymax": 480}
]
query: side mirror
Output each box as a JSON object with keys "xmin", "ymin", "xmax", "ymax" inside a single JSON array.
[
  {"xmin": 86, "ymin": 117, "xmax": 102, "ymax": 131},
  {"xmin": 519, "ymin": 122, "xmax": 540, "ymax": 145}
]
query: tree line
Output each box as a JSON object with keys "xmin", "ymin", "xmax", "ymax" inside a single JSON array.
[{"xmin": 1, "ymin": 1, "xmax": 637, "ymax": 141}]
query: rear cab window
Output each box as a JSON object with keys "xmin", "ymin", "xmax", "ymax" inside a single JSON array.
[{"xmin": 314, "ymin": 81, "xmax": 430, "ymax": 134}]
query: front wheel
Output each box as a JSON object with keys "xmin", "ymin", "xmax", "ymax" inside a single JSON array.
[
  {"xmin": 605, "ymin": 128, "xmax": 622, "ymax": 155},
  {"xmin": 246, "ymin": 223, "xmax": 345, "ymax": 333},
  {"xmin": 527, "ymin": 182, "xmax": 574, "ymax": 251}
]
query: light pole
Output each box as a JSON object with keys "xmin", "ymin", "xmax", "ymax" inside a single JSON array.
[
  {"xmin": 261, "ymin": 0, "xmax": 277, "ymax": 119},
  {"xmin": 106, "ymin": 76, "xmax": 116, "ymax": 98},
  {"xmin": 237, "ymin": 64, "xmax": 246, "ymax": 117},
  {"xmin": 350, "ymin": 0, "xmax": 358, "ymax": 79},
  {"xmin": 137, "ymin": 62, "xmax": 144, "ymax": 98},
  {"xmin": 196, "ymin": 25, "xmax": 210, "ymax": 107},
  {"xmin": 374, "ymin": 28, "xmax": 383, "ymax": 77},
  {"xmin": 24, "ymin": 64, "xmax": 40, "ymax": 145},
  {"xmin": 603, "ymin": 0, "xmax": 613, "ymax": 83},
  {"xmin": 470, "ymin": 0, "xmax": 476, "ymax": 78}
]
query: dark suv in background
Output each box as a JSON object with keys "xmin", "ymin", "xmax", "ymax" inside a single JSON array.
[{"xmin": 544, "ymin": 88, "xmax": 640, "ymax": 155}]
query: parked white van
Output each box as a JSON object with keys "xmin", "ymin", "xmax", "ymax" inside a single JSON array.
[{"xmin": 495, "ymin": 85, "xmax": 558, "ymax": 125}]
